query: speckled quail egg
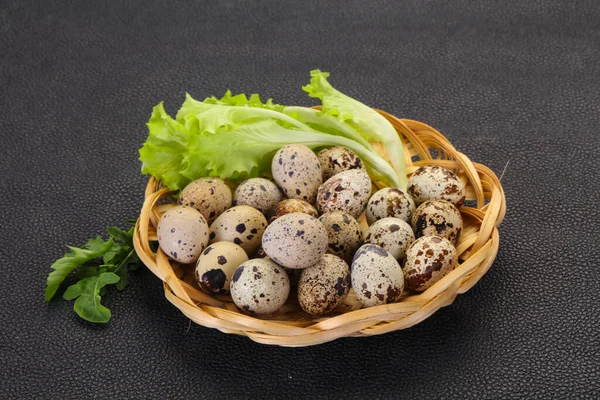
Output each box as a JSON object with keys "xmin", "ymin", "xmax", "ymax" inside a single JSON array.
[
  {"xmin": 403, "ymin": 236, "xmax": 458, "ymax": 292},
  {"xmin": 209, "ymin": 205, "xmax": 267, "ymax": 256},
  {"xmin": 232, "ymin": 178, "xmax": 282, "ymax": 215},
  {"xmin": 317, "ymin": 146, "xmax": 367, "ymax": 181},
  {"xmin": 230, "ymin": 258, "xmax": 290, "ymax": 315},
  {"xmin": 317, "ymin": 169, "xmax": 372, "ymax": 219},
  {"xmin": 177, "ymin": 177, "xmax": 232, "ymax": 224},
  {"xmin": 412, "ymin": 200, "xmax": 463, "ymax": 245},
  {"xmin": 298, "ymin": 254, "xmax": 351, "ymax": 315},
  {"xmin": 364, "ymin": 217, "xmax": 415, "ymax": 261},
  {"xmin": 270, "ymin": 199, "xmax": 319, "ymax": 223},
  {"xmin": 407, "ymin": 166, "xmax": 466, "ymax": 207},
  {"xmin": 351, "ymin": 244, "xmax": 404, "ymax": 307},
  {"xmin": 195, "ymin": 241, "xmax": 249, "ymax": 294},
  {"xmin": 366, "ymin": 188, "xmax": 416, "ymax": 225},
  {"xmin": 318, "ymin": 211, "xmax": 363, "ymax": 264},
  {"xmin": 262, "ymin": 212, "xmax": 328, "ymax": 269},
  {"xmin": 157, "ymin": 205, "xmax": 209, "ymax": 264},
  {"xmin": 272, "ymin": 144, "xmax": 323, "ymax": 203}
]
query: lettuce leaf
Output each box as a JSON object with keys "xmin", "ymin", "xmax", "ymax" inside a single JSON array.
[
  {"xmin": 139, "ymin": 91, "xmax": 402, "ymax": 191},
  {"xmin": 303, "ymin": 70, "xmax": 408, "ymax": 190}
]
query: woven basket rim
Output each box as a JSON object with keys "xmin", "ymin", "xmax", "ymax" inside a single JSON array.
[{"xmin": 133, "ymin": 109, "xmax": 506, "ymax": 347}]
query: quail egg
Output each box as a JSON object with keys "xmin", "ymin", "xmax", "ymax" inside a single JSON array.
[
  {"xmin": 270, "ymin": 198, "xmax": 319, "ymax": 223},
  {"xmin": 366, "ymin": 187, "xmax": 416, "ymax": 225},
  {"xmin": 195, "ymin": 241, "xmax": 249, "ymax": 294},
  {"xmin": 262, "ymin": 212, "xmax": 328, "ymax": 269},
  {"xmin": 318, "ymin": 211, "xmax": 363, "ymax": 264},
  {"xmin": 272, "ymin": 144, "xmax": 323, "ymax": 203},
  {"xmin": 364, "ymin": 217, "xmax": 415, "ymax": 261},
  {"xmin": 351, "ymin": 244, "xmax": 404, "ymax": 307},
  {"xmin": 412, "ymin": 200, "xmax": 463, "ymax": 245},
  {"xmin": 403, "ymin": 236, "xmax": 458, "ymax": 292},
  {"xmin": 209, "ymin": 205, "xmax": 267, "ymax": 256},
  {"xmin": 298, "ymin": 254, "xmax": 351, "ymax": 315},
  {"xmin": 407, "ymin": 166, "xmax": 466, "ymax": 207},
  {"xmin": 317, "ymin": 146, "xmax": 366, "ymax": 181},
  {"xmin": 230, "ymin": 258, "xmax": 290, "ymax": 315},
  {"xmin": 317, "ymin": 169, "xmax": 372, "ymax": 219},
  {"xmin": 178, "ymin": 177, "xmax": 232, "ymax": 224},
  {"xmin": 157, "ymin": 205, "xmax": 209, "ymax": 264},
  {"xmin": 232, "ymin": 178, "xmax": 282, "ymax": 215}
]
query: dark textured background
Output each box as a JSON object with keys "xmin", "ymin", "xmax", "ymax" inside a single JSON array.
[{"xmin": 2, "ymin": 0, "xmax": 599, "ymax": 398}]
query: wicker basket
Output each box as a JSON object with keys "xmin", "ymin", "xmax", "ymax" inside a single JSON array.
[{"xmin": 133, "ymin": 110, "xmax": 506, "ymax": 347}]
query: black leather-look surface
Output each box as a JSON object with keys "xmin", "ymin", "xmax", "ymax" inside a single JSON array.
[{"xmin": 2, "ymin": 1, "xmax": 599, "ymax": 398}]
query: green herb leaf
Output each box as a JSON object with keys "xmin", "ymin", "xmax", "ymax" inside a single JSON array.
[
  {"xmin": 63, "ymin": 272, "xmax": 120, "ymax": 323},
  {"xmin": 45, "ymin": 237, "xmax": 114, "ymax": 301}
]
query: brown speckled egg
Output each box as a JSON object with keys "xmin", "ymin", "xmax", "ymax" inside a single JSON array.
[
  {"xmin": 195, "ymin": 241, "xmax": 249, "ymax": 294},
  {"xmin": 298, "ymin": 254, "xmax": 351, "ymax": 315},
  {"xmin": 230, "ymin": 258, "xmax": 290, "ymax": 314},
  {"xmin": 317, "ymin": 169, "xmax": 372, "ymax": 219},
  {"xmin": 209, "ymin": 206, "xmax": 267, "ymax": 256},
  {"xmin": 233, "ymin": 178, "xmax": 282, "ymax": 215},
  {"xmin": 272, "ymin": 144, "xmax": 322, "ymax": 203},
  {"xmin": 407, "ymin": 166, "xmax": 466, "ymax": 207},
  {"xmin": 262, "ymin": 212, "xmax": 328, "ymax": 269},
  {"xmin": 364, "ymin": 218, "xmax": 415, "ymax": 261},
  {"xmin": 351, "ymin": 244, "xmax": 404, "ymax": 307},
  {"xmin": 270, "ymin": 199, "xmax": 319, "ymax": 223},
  {"xmin": 412, "ymin": 200, "xmax": 463, "ymax": 245},
  {"xmin": 317, "ymin": 146, "xmax": 366, "ymax": 181},
  {"xmin": 366, "ymin": 188, "xmax": 416, "ymax": 225},
  {"xmin": 403, "ymin": 236, "xmax": 458, "ymax": 292},
  {"xmin": 157, "ymin": 206, "xmax": 209, "ymax": 264},
  {"xmin": 177, "ymin": 177, "xmax": 232, "ymax": 224},
  {"xmin": 318, "ymin": 211, "xmax": 363, "ymax": 264}
]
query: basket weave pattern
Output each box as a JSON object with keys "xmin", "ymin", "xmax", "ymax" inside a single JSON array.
[{"xmin": 133, "ymin": 110, "xmax": 506, "ymax": 347}]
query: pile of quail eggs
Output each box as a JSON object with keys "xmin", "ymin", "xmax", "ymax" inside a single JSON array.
[{"xmin": 157, "ymin": 144, "xmax": 467, "ymax": 316}]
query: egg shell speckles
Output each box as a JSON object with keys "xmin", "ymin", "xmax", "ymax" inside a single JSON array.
[
  {"xmin": 318, "ymin": 211, "xmax": 363, "ymax": 264},
  {"xmin": 272, "ymin": 144, "xmax": 323, "ymax": 203},
  {"xmin": 233, "ymin": 178, "xmax": 282, "ymax": 215},
  {"xmin": 366, "ymin": 187, "xmax": 416, "ymax": 225},
  {"xmin": 298, "ymin": 254, "xmax": 351, "ymax": 315},
  {"xmin": 195, "ymin": 242, "xmax": 249, "ymax": 294},
  {"xmin": 412, "ymin": 200, "xmax": 463, "ymax": 245},
  {"xmin": 209, "ymin": 205, "xmax": 267, "ymax": 256},
  {"xmin": 229, "ymin": 258, "xmax": 290, "ymax": 315},
  {"xmin": 157, "ymin": 206, "xmax": 209, "ymax": 264},
  {"xmin": 262, "ymin": 212, "xmax": 328, "ymax": 269},
  {"xmin": 403, "ymin": 236, "xmax": 458, "ymax": 292},
  {"xmin": 407, "ymin": 166, "xmax": 466, "ymax": 207},
  {"xmin": 177, "ymin": 177, "xmax": 232, "ymax": 224},
  {"xmin": 351, "ymin": 244, "xmax": 404, "ymax": 307},
  {"xmin": 270, "ymin": 199, "xmax": 318, "ymax": 223},
  {"xmin": 316, "ymin": 169, "xmax": 372, "ymax": 219},
  {"xmin": 317, "ymin": 146, "xmax": 366, "ymax": 181},
  {"xmin": 364, "ymin": 218, "xmax": 415, "ymax": 261}
]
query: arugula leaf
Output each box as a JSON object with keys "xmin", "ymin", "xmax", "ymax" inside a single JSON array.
[
  {"xmin": 63, "ymin": 273, "xmax": 120, "ymax": 323},
  {"xmin": 45, "ymin": 236, "xmax": 114, "ymax": 301},
  {"xmin": 45, "ymin": 221, "xmax": 143, "ymax": 323},
  {"xmin": 303, "ymin": 69, "xmax": 408, "ymax": 190}
]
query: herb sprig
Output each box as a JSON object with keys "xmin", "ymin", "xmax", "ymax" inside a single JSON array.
[{"xmin": 44, "ymin": 220, "xmax": 144, "ymax": 323}]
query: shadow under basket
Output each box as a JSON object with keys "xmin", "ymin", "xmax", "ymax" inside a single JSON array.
[{"xmin": 133, "ymin": 110, "xmax": 506, "ymax": 347}]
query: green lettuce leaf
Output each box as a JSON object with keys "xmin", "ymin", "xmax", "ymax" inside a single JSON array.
[
  {"xmin": 139, "ymin": 91, "xmax": 402, "ymax": 191},
  {"xmin": 303, "ymin": 69, "xmax": 407, "ymax": 190}
]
